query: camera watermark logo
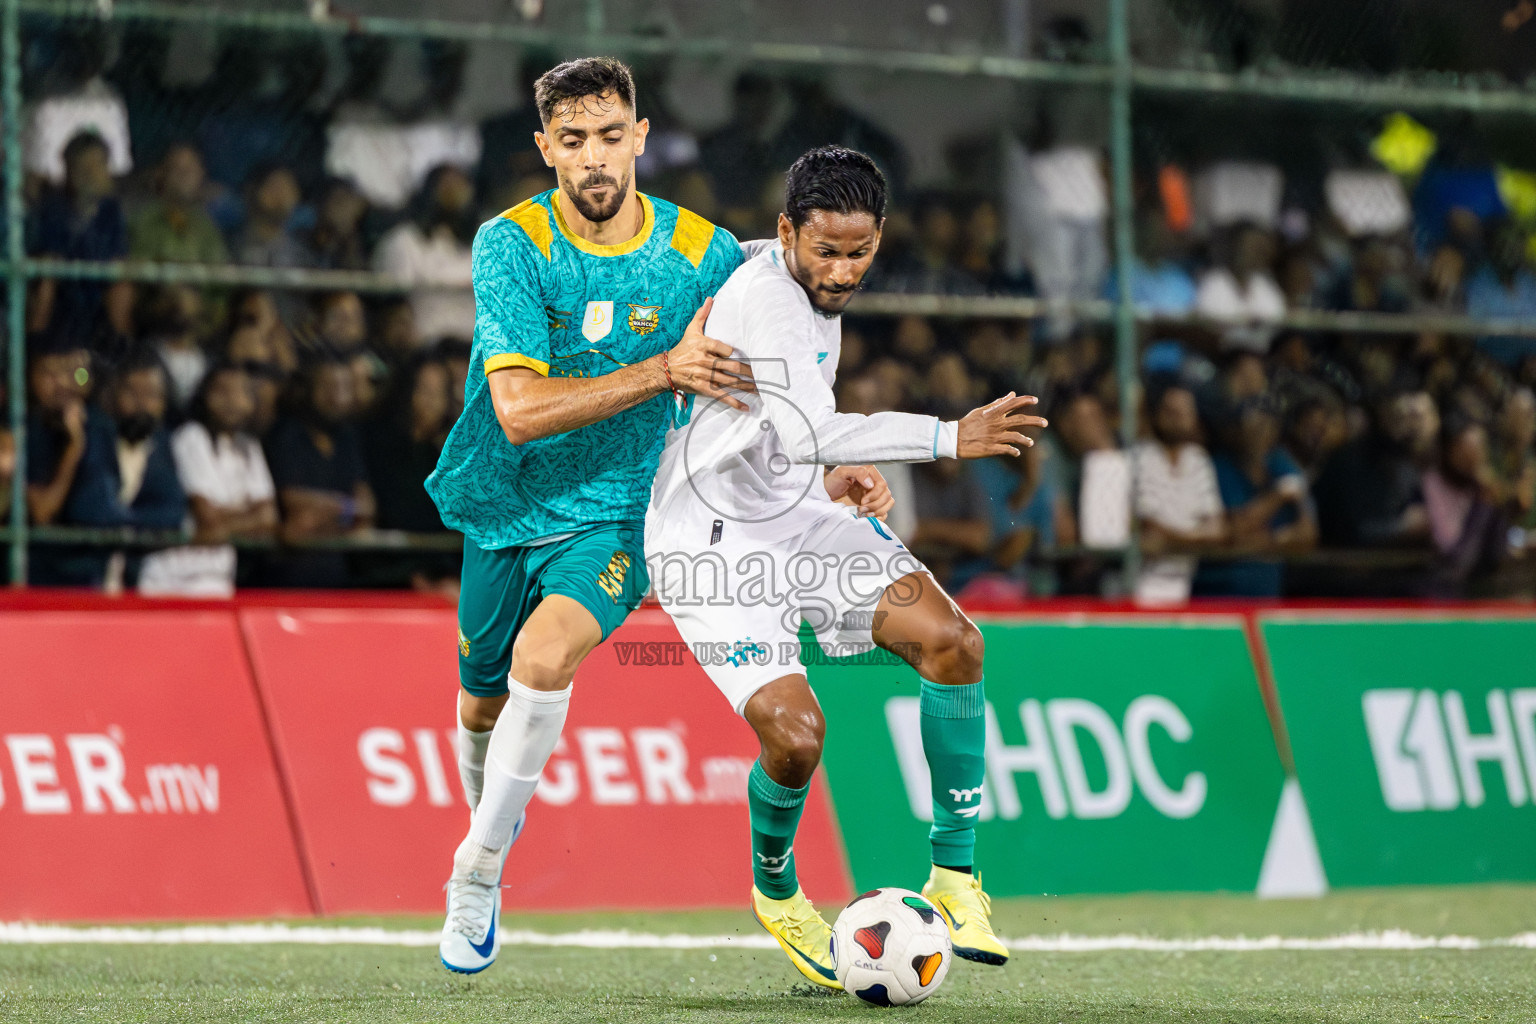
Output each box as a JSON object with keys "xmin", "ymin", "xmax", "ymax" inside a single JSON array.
[
  {"xmin": 681, "ymin": 357, "xmax": 822, "ymax": 525},
  {"xmin": 645, "ymin": 545, "xmax": 927, "ymax": 640}
]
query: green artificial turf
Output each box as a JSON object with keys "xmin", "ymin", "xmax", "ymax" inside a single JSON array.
[{"xmin": 1, "ymin": 886, "xmax": 1532, "ymax": 1023}]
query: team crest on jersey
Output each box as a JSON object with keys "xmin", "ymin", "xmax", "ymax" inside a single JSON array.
[
  {"xmin": 582, "ymin": 301, "xmax": 614, "ymax": 342},
  {"xmin": 457, "ymin": 628, "xmax": 471, "ymax": 658},
  {"xmin": 627, "ymin": 304, "xmax": 663, "ymax": 335}
]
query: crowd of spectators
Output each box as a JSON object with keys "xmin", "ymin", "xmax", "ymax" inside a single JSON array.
[
  {"xmin": 830, "ymin": 311, "xmax": 1536, "ymax": 601},
  {"xmin": 829, "ymin": 122, "xmax": 1536, "ymax": 600},
  {"xmin": 5, "ymin": 24, "xmax": 1536, "ymax": 601}
]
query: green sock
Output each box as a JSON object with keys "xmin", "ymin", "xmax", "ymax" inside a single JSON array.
[
  {"xmin": 748, "ymin": 760, "xmax": 809, "ymax": 899},
  {"xmin": 920, "ymin": 678, "xmax": 987, "ymax": 870}
]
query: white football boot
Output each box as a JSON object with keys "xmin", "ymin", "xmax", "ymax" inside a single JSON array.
[{"xmin": 439, "ymin": 810, "xmax": 526, "ymax": 974}]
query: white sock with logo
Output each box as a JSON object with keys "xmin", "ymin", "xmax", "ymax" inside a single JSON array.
[
  {"xmin": 456, "ymin": 676, "xmax": 571, "ymax": 877},
  {"xmin": 456, "ymin": 704, "xmax": 494, "ymax": 811}
]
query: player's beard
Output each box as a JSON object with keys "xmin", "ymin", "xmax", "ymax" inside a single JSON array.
[
  {"xmin": 787, "ymin": 256, "xmax": 862, "ymax": 316},
  {"xmin": 561, "ymin": 168, "xmax": 632, "ymax": 223},
  {"xmin": 808, "ymin": 281, "xmax": 860, "ymax": 316}
]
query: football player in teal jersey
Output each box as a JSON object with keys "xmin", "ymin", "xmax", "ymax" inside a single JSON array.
[{"xmin": 428, "ymin": 56, "xmax": 750, "ymax": 974}]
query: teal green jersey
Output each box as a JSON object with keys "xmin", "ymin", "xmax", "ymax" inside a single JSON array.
[{"xmin": 427, "ymin": 190, "xmax": 741, "ymax": 550}]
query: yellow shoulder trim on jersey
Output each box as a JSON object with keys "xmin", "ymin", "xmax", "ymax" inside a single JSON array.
[
  {"xmin": 550, "ymin": 192, "xmax": 655, "ymax": 257},
  {"xmin": 670, "ymin": 206, "xmax": 715, "ymax": 269},
  {"xmin": 484, "ymin": 353, "xmax": 550, "ymax": 376},
  {"xmin": 500, "ymin": 199, "xmax": 554, "ymax": 261}
]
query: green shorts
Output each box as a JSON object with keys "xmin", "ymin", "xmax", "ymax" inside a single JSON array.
[{"xmin": 457, "ymin": 521, "xmax": 650, "ymax": 697}]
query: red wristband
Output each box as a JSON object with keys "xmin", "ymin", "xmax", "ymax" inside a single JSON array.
[{"xmin": 661, "ymin": 351, "xmax": 680, "ymax": 397}]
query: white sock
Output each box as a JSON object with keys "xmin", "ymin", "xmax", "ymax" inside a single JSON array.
[
  {"xmin": 456, "ymin": 707, "xmax": 493, "ymax": 811},
  {"xmin": 458, "ymin": 676, "xmax": 571, "ymax": 875}
]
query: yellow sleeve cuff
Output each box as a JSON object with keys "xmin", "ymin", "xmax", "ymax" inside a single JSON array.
[{"xmin": 484, "ymin": 353, "xmax": 550, "ymax": 376}]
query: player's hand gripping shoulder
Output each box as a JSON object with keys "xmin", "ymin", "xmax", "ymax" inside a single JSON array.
[
  {"xmin": 487, "ymin": 297, "xmax": 755, "ymax": 445},
  {"xmin": 956, "ymin": 393, "xmax": 1049, "ymax": 459},
  {"xmin": 824, "ymin": 465, "xmax": 895, "ymax": 520},
  {"xmin": 663, "ymin": 298, "xmax": 756, "ymax": 412}
]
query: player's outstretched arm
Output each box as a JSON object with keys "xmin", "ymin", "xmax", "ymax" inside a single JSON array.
[
  {"xmin": 955, "ymin": 393, "xmax": 1049, "ymax": 459},
  {"xmin": 489, "ymin": 298, "xmax": 755, "ymax": 446},
  {"xmin": 741, "ymin": 276, "xmax": 1042, "ymax": 466}
]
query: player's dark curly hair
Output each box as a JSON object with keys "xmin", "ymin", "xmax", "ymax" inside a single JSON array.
[
  {"xmin": 533, "ymin": 56, "xmax": 636, "ymax": 126},
  {"xmin": 783, "ymin": 146, "xmax": 888, "ymax": 228}
]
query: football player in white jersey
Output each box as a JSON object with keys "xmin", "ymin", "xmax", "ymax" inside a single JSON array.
[{"xmin": 645, "ymin": 146, "xmax": 1045, "ymax": 989}]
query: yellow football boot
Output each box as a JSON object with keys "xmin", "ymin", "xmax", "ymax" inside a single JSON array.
[
  {"xmin": 921, "ymin": 866, "xmax": 1009, "ymax": 965},
  {"xmin": 750, "ymin": 886, "xmax": 843, "ymax": 990}
]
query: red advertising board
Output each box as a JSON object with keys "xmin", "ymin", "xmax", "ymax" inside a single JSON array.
[
  {"xmin": 0, "ymin": 611, "xmax": 313, "ymax": 921},
  {"xmin": 239, "ymin": 607, "xmax": 853, "ymax": 915},
  {"xmin": 24, "ymin": 590, "xmax": 1485, "ymax": 921}
]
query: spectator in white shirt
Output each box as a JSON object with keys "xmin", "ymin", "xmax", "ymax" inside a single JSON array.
[
  {"xmin": 1195, "ymin": 223, "xmax": 1287, "ymax": 352},
  {"xmin": 23, "ymin": 27, "xmax": 132, "ymax": 186},
  {"xmin": 172, "ymin": 363, "xmax": 278, "ymax": 550},
  {"xmin": 1134, "ymin": 383, "xmax": 1227, "ymax": 604},
  {"xmin": 142, "ymin": 285, "xmax": 210, "ymax": 413},
  {"xmin": 373, "ymin": 164, "xmax": 478, "ymax": 344},
  {"xmin": 325, "ymin": 39, "xmax": 482, "ymax": 210}
]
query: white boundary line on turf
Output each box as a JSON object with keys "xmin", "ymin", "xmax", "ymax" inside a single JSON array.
[
  {"xmin": 1006, "ymin": 931, "xmax": 1536, "ymax": 952},
  {"xmin": 1, "ymin": 924, "xmax": 1534, "ymax": 951},
  {"xmin": 0, "ymin": 924, "xmax": 773, "ymax": 949}
]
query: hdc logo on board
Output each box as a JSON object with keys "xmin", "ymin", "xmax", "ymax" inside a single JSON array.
[
  {"xmin": 886, "ymin": 695, "xmax": 1208, "ymax": 822},
  {"xmin": 0, "ymin": 731, "xmax": 218, "ymax": 815},
  {"xmin": 357, "ymin": 725, "xmax": 755, "ymax": 809},
  {"xmin": 1362, "ymin": 688, "xmax": 1536, "ymax": 811}
]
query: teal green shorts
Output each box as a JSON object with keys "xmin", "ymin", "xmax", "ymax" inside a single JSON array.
[{"xmin": 457, "ymin": 521, "xmax": 650, "ymax": 697}]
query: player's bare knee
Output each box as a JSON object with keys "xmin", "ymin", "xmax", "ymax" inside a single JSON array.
[
  {"xmin": 925, "ymin": 618, "xmax": 984, "ymax": 686},
  {"xmin": 510, "ymin": 637, "xmax": 583, "ymax": 690},
  {"xmin": 759, "ymin": 709, "xmax": 825, "ymax": 786},
  {"xmin": 459, "ymin": 691, "xmax": 507, "ymax": 731}
]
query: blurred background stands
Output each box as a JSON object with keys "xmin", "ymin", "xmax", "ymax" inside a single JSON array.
[{"xmin": 5, "ymin": 0, "xmax": 1536, "ymax": 602}]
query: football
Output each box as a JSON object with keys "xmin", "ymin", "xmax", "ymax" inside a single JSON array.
[{"xmin": 830, "ymin": 887, "xmax": 952, "ymax": 1006}]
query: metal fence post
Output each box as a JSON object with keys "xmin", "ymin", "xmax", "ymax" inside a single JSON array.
[
  {"xmin": 3, "ymin": 0, "xmax": 26, "ymax": 586},
  {"xmin": 1107, "ymin": 0, "xmax": 1139, "ymax": 588}
]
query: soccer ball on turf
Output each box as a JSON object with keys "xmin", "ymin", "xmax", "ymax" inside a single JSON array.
[{"xmin": 831, "ymin": 887, "xmax": 952, "ymax": 1006}]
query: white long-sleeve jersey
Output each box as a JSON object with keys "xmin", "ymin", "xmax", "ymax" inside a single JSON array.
[{"xmin": 648, "ymin": 242, "xmax": 958, "ymax": 534}]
